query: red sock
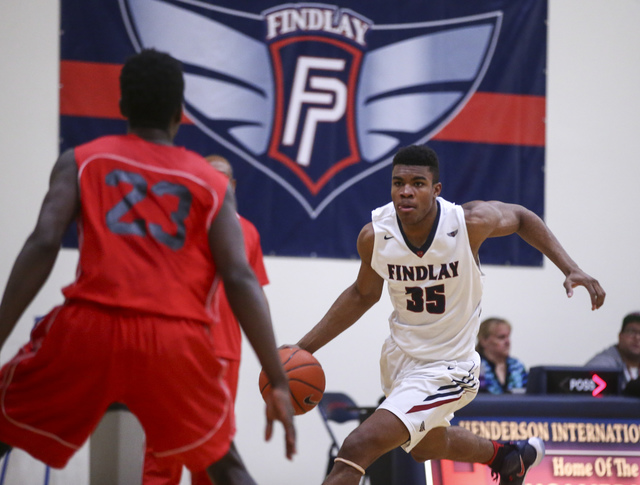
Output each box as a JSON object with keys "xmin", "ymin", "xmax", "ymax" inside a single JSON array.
[{"xmin": 483, "ymin": 440, "xmax": 503, "ymax": 466}]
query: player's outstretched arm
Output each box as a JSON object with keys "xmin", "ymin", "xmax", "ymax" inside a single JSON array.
[
  {"xmin": 297, "ymin": 223, "xmax": 384, "ymax": 354},
  {"xmin": 208, "ymin": 186, "xmax": 296, "ymax": 459},
  {"xmin": 0, "ymin": 149, "xmax": 79, "ymax": 351},
  {"xmin": 463, "ymin": 200, "xmax": 605, "ymax": 310}
]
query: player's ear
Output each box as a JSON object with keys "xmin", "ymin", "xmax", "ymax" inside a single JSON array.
[
  {"xmin": 433, "ymin": 182, "xmax": 442, "ymax": 196},
  {"xmin": 173, "ymin": 105, "xmax": 183, "ymax": 124}
]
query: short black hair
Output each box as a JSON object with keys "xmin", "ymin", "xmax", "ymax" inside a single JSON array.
[
  {"xmin": 119, "ymin": 49, "xmax": 184, "ymax": 130},
  {"xmin": 622, "ymin": 312, "xmax": 640, "ymax": 332},
  {"xmin": 392, "ymin": 145, "xmax": 440, "ymax": 183}
]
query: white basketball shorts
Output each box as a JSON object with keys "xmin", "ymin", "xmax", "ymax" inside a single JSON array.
[{"xmin": 378, "ymin": 336, "xmax": 480, "ymax": 452}]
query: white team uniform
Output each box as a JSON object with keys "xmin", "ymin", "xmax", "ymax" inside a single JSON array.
[{"xmin": 370, "ymin": 198, "xmax": 484, "ymax": 451}]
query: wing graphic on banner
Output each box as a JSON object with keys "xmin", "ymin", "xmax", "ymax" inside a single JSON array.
[
  {"xmin": 119, "ymin": 0, "xmax": 273, "ymax": 155},
  {"xmin": 358, "ymin": 17, "xmax": 502, "ymax": 162},
  {"xmin": 119, "ymin": 1, "xmax": 501, "ymax": 218}
]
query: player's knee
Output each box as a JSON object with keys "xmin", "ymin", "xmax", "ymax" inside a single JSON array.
[
  {"xmin": 340, "ymin": 428, "xmax": 400, "ymax": 472},
  {"xmin": 410, "ymin": 429, "xmax": 448, "ymax": 462},
  {"xmin": 340, "ymin": 431, "xmax": 367, "ymax": 458},
  {"xmin": 338, "ymin": 429, "xmax": 383, "ymax": 469},
  {"xmin": 410, "ymin": 448, "xmax": 434, "ymax": 463}
]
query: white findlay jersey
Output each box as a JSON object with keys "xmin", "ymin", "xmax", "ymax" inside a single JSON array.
[{"xmin": 371, "ymin": 198, "xmax": 484, "ymax": 362}]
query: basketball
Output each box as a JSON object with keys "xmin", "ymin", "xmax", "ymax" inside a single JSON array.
[{"xmin": 259, "ymin": 347, "xmax": 325, "ymax": 415}]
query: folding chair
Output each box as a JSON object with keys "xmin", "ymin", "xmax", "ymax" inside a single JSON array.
[
  {"xmin": 317, "ymin": 392, "xmax": 366, "ymax": 480},
  {"xmin": 318, "ymin": 393, "xmax": 428, "ymax": 485}
]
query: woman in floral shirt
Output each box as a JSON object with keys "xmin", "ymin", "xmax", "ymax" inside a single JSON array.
[{"xmin": 476, "ymin": 317, "xmax": 528, "ymax": 394}]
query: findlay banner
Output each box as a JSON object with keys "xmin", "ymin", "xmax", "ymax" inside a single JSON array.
[{"xmin": 60, "ymin": 0, "xmax": 546, "ymax": 263}]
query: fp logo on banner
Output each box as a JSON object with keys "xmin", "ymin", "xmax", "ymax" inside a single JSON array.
[{"xmin": 120, "ymin": 1, "xmax": 501, "ymax": 218}]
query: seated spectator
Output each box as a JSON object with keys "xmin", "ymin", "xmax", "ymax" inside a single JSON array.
[
  {"xmin": 586, "ymin": 312, "xmax": 640, "ymax": 393},
  {"xmin": 476, "ymin": 317, "xmax": 528, "ymax": 394}
]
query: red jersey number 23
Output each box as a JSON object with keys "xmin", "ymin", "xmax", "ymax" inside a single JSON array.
[{"xmin": 105, "ymin": 169, "xmax": 192, "ymax": 251}]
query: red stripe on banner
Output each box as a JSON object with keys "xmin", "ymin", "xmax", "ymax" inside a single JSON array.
[
  {"xmin": 433, "ymin": 92, "xmax": 546, "ymax": 147},
  {"xmin": 60, "ymin": 61, "xmax": 124, "ymax": 120},
  {"xmin": 407, "ymin": 395, "xmax": 461, "ymax": 414},
  {"xmin": 60, "ymin": 61, "xmax": 543, "ymax": 145},
  {"xmin": 59, "ymin": 60, "xmax": 193, "ymax": 124}
]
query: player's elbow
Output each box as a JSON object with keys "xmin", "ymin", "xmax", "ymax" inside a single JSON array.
[
  {"xmin": 355, "ymin": 286, "xmax": 382, "ymax": 309},
  {"xmin": 221, "ymin": 265, "xmax": 255, "ymax": 293},
  {"xmin": 363, "ymin": 291, "xmax": 381, "ymax": 307},
  {"xmin": 26, "ymin": 226, "xmax": 65, "ymax": 254}
]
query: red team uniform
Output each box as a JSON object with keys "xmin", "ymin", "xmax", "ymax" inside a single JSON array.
[
  {"xmin": 209, "ymin": 216, "xmax": 269, "ymax": 399},
  {"xmin": 0, "ymin": 134, "xmax": 235, "ymax": 471},
  {"xmin": 143, "ymin": 215, "xmax": 269, "ymax": 485}
]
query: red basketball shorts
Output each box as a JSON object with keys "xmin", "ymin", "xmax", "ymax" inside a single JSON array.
[
  {"xmin": 0, "ymin": 301, "xmax": 233, "ymax": 471},
  {"xmin": 142, "ymin": 358, "xmax": 241, "ymax": 485}
]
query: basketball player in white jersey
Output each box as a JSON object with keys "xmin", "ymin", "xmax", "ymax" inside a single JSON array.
[{"xmin": 296, "ymin": 145, "xmax": 605, "ymax": 485}]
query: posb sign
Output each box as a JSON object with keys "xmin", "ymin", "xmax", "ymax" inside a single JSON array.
[{"xmin": 565, "ymin": 374, "xmax": 608, "ymax": 397}]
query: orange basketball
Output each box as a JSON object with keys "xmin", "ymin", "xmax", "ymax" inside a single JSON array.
[{"xmin": 259, "ymin": 347, "xmax": 325, "ymax": 415}]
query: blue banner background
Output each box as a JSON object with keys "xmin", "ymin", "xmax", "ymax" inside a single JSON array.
[{"xmin": 60, "ymin": 0, "xmax": 547, "ymax": 265}]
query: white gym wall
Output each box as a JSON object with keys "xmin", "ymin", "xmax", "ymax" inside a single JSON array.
[{"xmin": 1, "ymin": 1, "xmax": 639, "ymax": 483}]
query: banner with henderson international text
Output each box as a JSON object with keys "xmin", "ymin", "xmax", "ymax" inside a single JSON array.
[
  {"xmin": 60, "ymin": 0, "xmax": 547, "ymax": 264},
  {"xmin": 431, "ymin": 417, "xmax": 640, "ymax": 485}
]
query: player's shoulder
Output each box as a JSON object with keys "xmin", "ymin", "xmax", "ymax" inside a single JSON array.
[
  {"xmin": 461, "ymin": 200, "xmax": 500, "ymax": 222},
  {"xmin": 175, "ymin": 146, "xmax": 213, "ymax": 169},
  {"xmin": 437, "ymin": 196, "xmax": 463, "ymax": 216},
  {"xmin": 359, "ymin": 221, "xmax": 375, "ymax": 239},
  {"xmin": 460, "ymin": 199, "xmax": 484, "ymax": 213},
  {"xmin": 50, "ymin": 147, "xmax": 79, "ymax": 183},
  {"xmin": 356, "ymin": 222, "xmax": 375, "ymax": 258},
  {"xmin": 372, "ymin": 201, "xmax": 395, "ymax": 221},
  {"xmin": 182, "ymin": 152, "xmax": 229, "ymax": 188}
]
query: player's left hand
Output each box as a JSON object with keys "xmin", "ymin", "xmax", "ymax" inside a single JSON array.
[
  {"xmin": 563, "ymin": 268, "xmax": 606, "ymax": 310},
  {"xmin": 264, "ymin": 384, "xmax": 297, "ymax": 460}
]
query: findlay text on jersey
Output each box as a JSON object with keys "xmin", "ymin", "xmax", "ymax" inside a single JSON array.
[{"xmin": 387, "ymin": 261, "xmax": 460, "ymax": 282}]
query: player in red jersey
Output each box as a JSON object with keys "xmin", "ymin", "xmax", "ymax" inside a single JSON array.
[
  {"xmin": 0, "ymin": 49, "xmax": 295, "ymax": 478},
  {"xmin": 143, "ymin": 155, "xmax": 268, "ymax": 485}
]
